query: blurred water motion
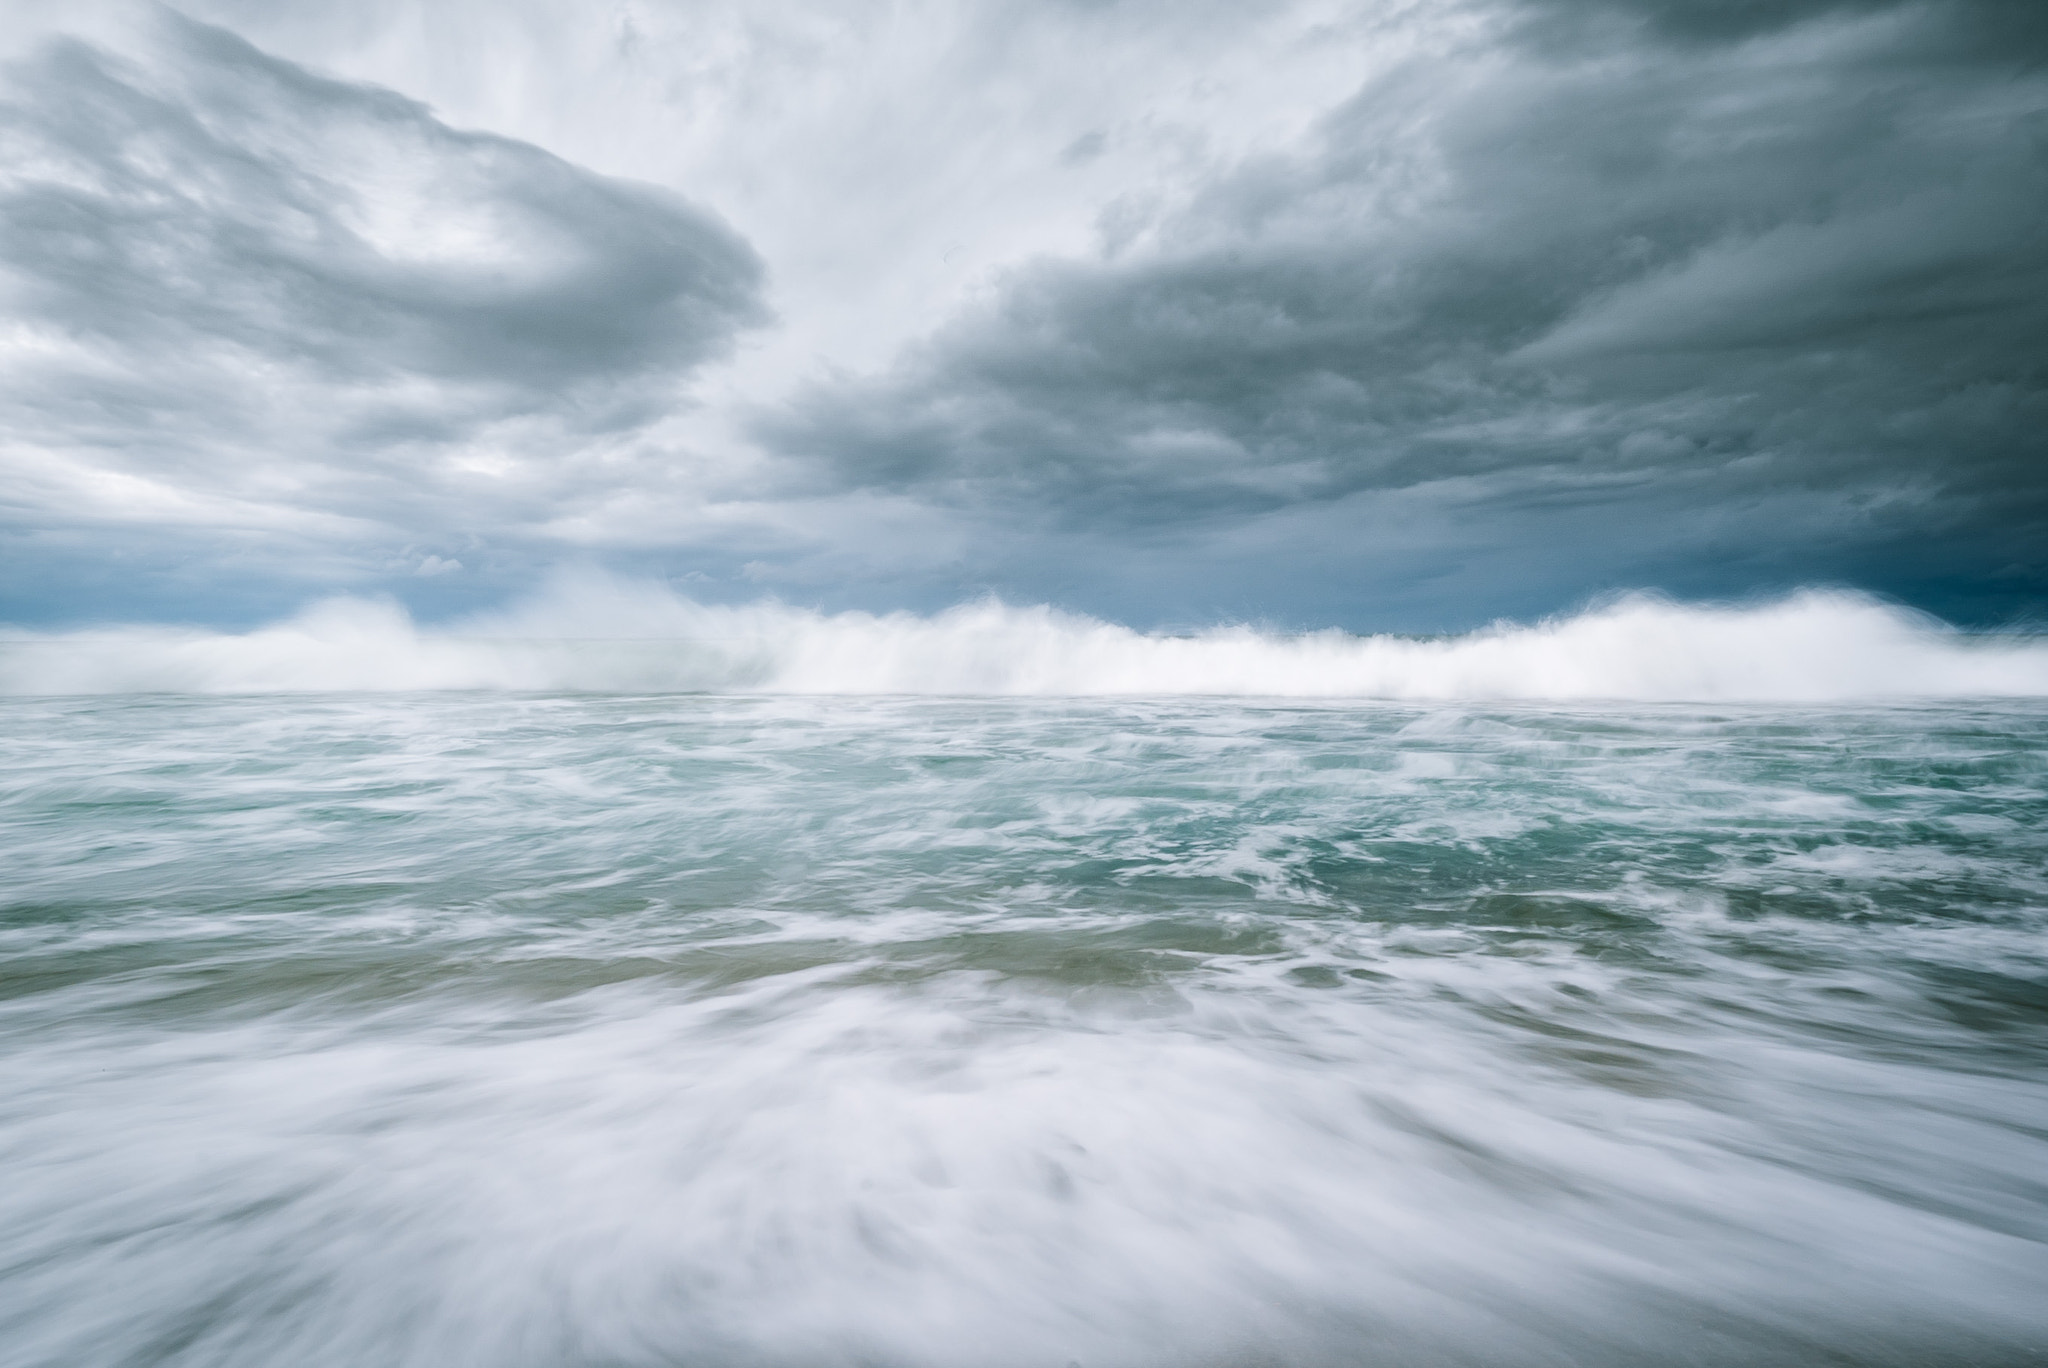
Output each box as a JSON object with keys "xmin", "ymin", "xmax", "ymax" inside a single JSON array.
[{"xmin": 1, "ymin": 694, "xmax": 2044, "ymax": 1366}]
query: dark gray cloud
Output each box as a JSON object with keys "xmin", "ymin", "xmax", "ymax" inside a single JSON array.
[
  {"xmin": 0, "ymin": 11, "xmax": 766, "ymax": 620},
  {"xmin": 3, "ymin": 0, "xmax": 2041, "ymax": 631},
  {"xmin": 0, "ymin": 21, "xmax": 763, "ymax": 393},
  {"xmin": 1524, "ymin": 0, "xmax": 2047, "ymax": 47},
  {"xmin": 763, "ymin": 0, "xmax": 2048, "ymax": 624}
]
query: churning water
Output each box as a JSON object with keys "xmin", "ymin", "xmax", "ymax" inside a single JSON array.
[{"xmin": 2, "ymin": 594, "xmax": 2046, "ymax": 1367}]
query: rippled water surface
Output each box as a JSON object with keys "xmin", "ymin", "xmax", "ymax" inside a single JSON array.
[{"xmin": 2, "ymin": 694, "xmax": 2045, "ymax": 1367}]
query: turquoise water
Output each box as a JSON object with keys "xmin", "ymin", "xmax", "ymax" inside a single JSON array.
[{"xmin": 2, "ymin": 694, "xmax": 2045, "ymax": 1366}]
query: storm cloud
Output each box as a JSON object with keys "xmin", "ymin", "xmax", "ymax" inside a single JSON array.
[
  {"xmin": 0, "ymin": 11, "xmax": 764, "ymax": 620},
  {"xmin": 764, "ymin": 0, "xmax": 2048, "ymax": 623},
  {"xmin": 1, "ymin": 0, "xmax": 2043, "ymax": 628}
]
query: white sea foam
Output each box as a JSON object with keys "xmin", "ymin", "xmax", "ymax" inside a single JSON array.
[
  {"xmin": 3, "ymin": 692, "xmax": 2045, "ymax": 1366},
  {"xmin": 3, "ymin": 575, "xmax": 2045, "ymax": 699}
]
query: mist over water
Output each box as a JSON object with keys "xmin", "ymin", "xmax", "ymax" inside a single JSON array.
[
  {"xmin": 3, "ymin": 689, "xmax": 2045, "ymax": 1367},
  {"xmin": 5, "ymin": 580, "xmax": 2048, "ymax": 699}
]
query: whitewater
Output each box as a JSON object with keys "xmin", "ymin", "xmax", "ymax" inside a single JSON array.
[
  {"xmin": 3, "ymin": 579, "xmax": 2046, "ymax": 699},
  {"xmin": 2, "ymin": 586, "xmax": 2045, "ymax": 1367}
]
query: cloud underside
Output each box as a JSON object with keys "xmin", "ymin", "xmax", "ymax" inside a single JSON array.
[
  {"xmin": 0, "ymin": 12, "xmax": 765, "ymax": 591},
  {"xmin": 0, "ymin": 0, "xmax": 2044, "ymax": 627},
  {"xmin": 764, "ymin": 0, "xmax": 2048, "ymax": 620}
]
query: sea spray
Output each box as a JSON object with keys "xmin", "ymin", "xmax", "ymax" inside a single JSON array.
[{"xmin": 3, "ymin": 578, "xmax": 2046, "ymax": 698}]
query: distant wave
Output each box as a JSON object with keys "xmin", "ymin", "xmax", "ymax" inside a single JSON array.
[{"xmin": 3, "ymin": 577, "xmax": 2045, "ymax": 700}]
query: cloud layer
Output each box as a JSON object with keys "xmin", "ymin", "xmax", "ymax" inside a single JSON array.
[
  {"xmin": 764, "ymin": 0, "xmax": 2048, "ymax": 623},
  {"xmin": 1, "ymin": 0, "xmax": 2042, "ymax": 629},
  {"xmin": 0, "ymin": 11, "xmax": 764, "ymax": 620}
]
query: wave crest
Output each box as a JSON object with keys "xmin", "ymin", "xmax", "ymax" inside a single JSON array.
[{"xmin": 3, "ymin": 580, "xmax": 2044, "ymax": 700}]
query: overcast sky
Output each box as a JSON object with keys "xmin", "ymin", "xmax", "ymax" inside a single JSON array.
[{"xmin": 2, "ymin": 0, "xmax": 2042, "ymax": 630}]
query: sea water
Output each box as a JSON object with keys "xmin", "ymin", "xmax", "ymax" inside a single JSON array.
[{"xmin": 2, "ymin": 596, "xmax": 2047, "ymax": 1367}]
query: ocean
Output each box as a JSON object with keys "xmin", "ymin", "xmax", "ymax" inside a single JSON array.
[{"xmin": 2, "ymin": 590, "xmax": 2046, "ymax": 1367}]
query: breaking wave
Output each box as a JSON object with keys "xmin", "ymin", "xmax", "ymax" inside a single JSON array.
[{"xmin": 2, "ymin": 577, "xmax": 2045, "ymax": 700}]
